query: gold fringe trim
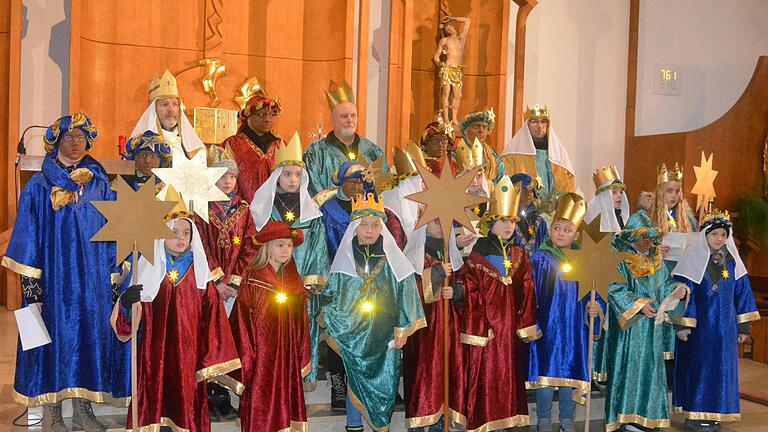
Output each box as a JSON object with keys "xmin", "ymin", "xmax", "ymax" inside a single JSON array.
[
  {"xmin": 422, "ymin": 267, "xmax": 437, "ymax": 304},
  {"xmin": 525, "ymin": 376, "xmax": 591, "ymax": 404},
  {"xmin": 669, "ymin": 315, "xmax": 697, "ymax": 327},
  {"xmin": 127, "ymin": 416, "xmax": 189, "ymax": 432},
  {"xmin": 672, "ymin": 407, "xmax": 740, "ymax": 422},
  {"xmin": 460, "ymin": 329, "xmax": 495, "ymax": 347},
  {"xmin": 406, "ymin": 405, "xmax": 469, "ymax": 429},
  {"xmin": 301, "ymin": 360, "xmax": 312, "ymax": 378},
  {"xmin": 209, "ymin": 267, "xmax": 225, "ymax": 282},
  {"xmin": 13, "ymin": 388, "xmax": 129, "ymax": 408},
  {"xmin": 394, "ymin": 317, "xmax": 427, "ymax": 338},
  {"xmin": 466, "ymin": 414, "xmax": 530, "ymax": 432},
  {"xmin": 211, "ymin": 374, "xmax": 245, "ymax": 396},
  {"xmin": 664, "ymin": 351, "xmax": 675, "ymax": 360},
  {"xmin": 593, "ymin": 371, "xmax": 608, "ymax": 381},
  {"xmin": 737, "ymin": 311, "xmax": 761, "ymax": 323},
  {"xmin": 228, "ymin": 274, "xmax": 242, "ymax": 287},
  {"xmin": 606, "ymin": 413, "xmax": 670, "ymax": 431},
  {"xmin": 194, "ymin": 358, "xmax": 241, "ymax": 383},
  {"xmin": 619, "ymin": 297, "xmax": 652, "ymax": 330},
  {"xmin": 347, "ymin": 383, "xmax": 390, "ymax": 432},
  {"xmin": 516, "ymin": 324, "xmax": 542, "ymax": 342},
  {"xmin": 276, "ymin": 421, "xmax": 309, "ymax": 432},
  {"xmin": 2, "ymin": 256, "xmax": 42, "ymax": 279}
]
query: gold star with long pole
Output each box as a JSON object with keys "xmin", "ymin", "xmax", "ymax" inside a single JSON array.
[
  {"xmin": 691, "ymin": 151, "xmax": 718, "ymax": 212},
  {"xmin": 153, "ymin": 147, "xmax": 228, "ymax": 223},
  {"xmin": 91, "ymin": 176, "xmax": 176, "ymax": 265}
]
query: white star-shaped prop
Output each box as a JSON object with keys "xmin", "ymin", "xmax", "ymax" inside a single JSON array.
[
  {"xmin": 153, "ymin": 147, "xmax": 228, "ymax": 222},
  {"xmin": 691, "ymin": 152, "xmax": 718, "ymax": 211}
]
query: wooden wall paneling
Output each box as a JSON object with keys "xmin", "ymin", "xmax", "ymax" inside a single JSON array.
[
  {"xmin": 1, "ymin": 0, "xmax": 22, "ymax": 310},
  {"xmin": 356, "ymin": 0, "xmax": 370, "ymax": 136},
  {"xmin": 510, "ymin": 0, "xmax": 537, "ymax": 135},
  {"xmin": 386, "ymin": 0, "xmax": 414, "ymax": 160}
]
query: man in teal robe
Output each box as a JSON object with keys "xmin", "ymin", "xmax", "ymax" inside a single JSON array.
[
  {"xmin": 321, "ymin": 193, "xmax": 425, "ymax": 431},
  {"xmin": 303, "ymin": 80, "xmax": 388, "ymax": 196}
]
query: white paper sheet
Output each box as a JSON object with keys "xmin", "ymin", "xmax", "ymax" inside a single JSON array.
[
  {"xmin": 15, "ymin": 304, "xmax": 51, "ymax": 351},
  {"xmin": 662, "ymin": 232, "xmax": 688, "ymax": 261}
]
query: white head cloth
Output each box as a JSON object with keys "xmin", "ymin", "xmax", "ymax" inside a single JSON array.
[
  {"xmin": 403, "ymin": 225, "xmax": 464, "ymax": 276},
  {"xmin": 584, "ymin": 179, "xmax": 630, "ymax": 233},
  {"xmin": 250, "ymin": 166, "xmax": 323, "ymax": 230},
  {"xmin": 381, "ymin": 175, "xmax": 423, "ymax": 238},
  {"xmin": 672, "ymin": 229, "xmax": 747, "ymax": 284},
  {"xmin": 502, "ymin": 122, "xmax": 574, "ymax": 174},
  {"xmin": 330, "ymin": 218, "xmax": 415, "ymax": 282},
  {"xmin": 136, "ymin": 217, "xmax": 212, "ymax": 301},
  {"xmin": 131, "ymin": 99, "xmax": 205, "ymax": 157}
]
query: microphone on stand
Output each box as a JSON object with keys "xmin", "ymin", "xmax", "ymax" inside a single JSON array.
[{"xmin": 17, "ymin": 125, "xmax": 49, "ymax": 158}]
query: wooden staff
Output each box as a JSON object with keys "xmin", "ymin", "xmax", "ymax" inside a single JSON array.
[
  {"xmin": 130, "ymin": 240, "xmax": 139, "ymax": 430},
  {"xmin": 584, "ymin": 281, "xmax": 597, "ymax": 432},
  {"xmin": 442, "ymin": 239, "xmax": 451, "ymax": 432}
]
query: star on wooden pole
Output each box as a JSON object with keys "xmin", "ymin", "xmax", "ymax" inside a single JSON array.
[
  {"xmin": 691, "ymin": 151, "xmax": 718, "ymax": 212},
  {"xmin": 91, "ymin": 176, "xmax": 176, "ymax": 265},
  {"xmin": 152, "ymin": 147, "xmax": 228, "ymax": 222}
]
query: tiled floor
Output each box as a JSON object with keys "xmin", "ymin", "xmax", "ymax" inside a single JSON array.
[{"xmin": 1, "ymin": 309, "xmax": 766, "ymax": 431}]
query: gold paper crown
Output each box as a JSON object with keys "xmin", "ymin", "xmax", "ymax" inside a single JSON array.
[
  {"xmin": 657, "ymin": 163, "xmax": 683, "ymax": 184},
  {"xmin": 488, "ymin": 176, "xmax": 522, "ymax": 219},
  {"xmin": 273, "ymin": 132, "xmax": 304, "ymax": 169},
  {"xmin": 351, "ymin": 192, "xmax": 385, "ymax": 215},
  {"xmin": 206, "ymin": 145, "xmax": 236, "ymax": 166},
  {"xmin": 524, "ymin": 103, "xmax": 550, "ymax": 121},
  {"xmin": 162, "ymin": 185, "xmax": 193, "ymax": 221},
  {"xmin": 325, "ymin": 80, "xmax": 355, "ymax": 111},
  {"xmin": 592, "ymin": 165, "xmax": 621, "ymax": 188},
  {"xmin": 455, "ymin": 137, "xmax": 485, "ymax": 172},
  {"xmin": 553, "ymin": 192, "xmax": 587, "ymax": 227},
  {"xmin": 148, "ymin": 69, "xmax": 179, "ymax": 102},
  {"xmin": 393, "ymin": 141, "xmax": 427, "ymax": 175}
]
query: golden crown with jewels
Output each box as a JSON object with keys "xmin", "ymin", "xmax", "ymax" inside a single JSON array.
[
  {"xmin": 488, "ymin": 176, "xmax": 522, "ymax": 219},
  {"xmin": 592, "ymin": 165, "xmax": 621, "ymax": 188},
  {"xmin": 393, "ymin": 141, "xmax": 427, "ymax": 176},
  {"xmin": 524, "ymin": 103, "xmax": 550, "ymax": 121},
  {"xmin": 273, "ymin": 132, "xmax": 305, "ymax": 169},
  {"xmin": 351, "ymin": 192, "xmax": 386, "ymax": 219},
  {"xmin": 325, "ymin": 80, "xmax": 355, "ymax": 111},
  {"xmin": 657, "ymin": 162, "xmax": 683, "ymax": 185}
]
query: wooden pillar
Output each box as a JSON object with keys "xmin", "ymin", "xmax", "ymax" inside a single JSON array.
[
  {"xmin": 495, "ymin": 0, "xmax": 511, "ymax": 150},
  {"xmin": 68, "ymin": 0, "xmax": 82, "ymax": 112},
  {"xmin": 625, "ymin": 0, "xmax": 640, "ymax": 147},
  {"xmin": 511, "ymin": 0, "xmax": 537, "ymax": 134},
  {"xmin": 386, "ymin": 0, "xmax": 414, "ymax": 161},
  {"xmin": 356, "ymin": 0, "xmax": 370, "ymax": 136}
]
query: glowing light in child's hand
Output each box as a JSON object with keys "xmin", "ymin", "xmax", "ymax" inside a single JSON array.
[
  {"xmin": 561, "ymin": 263, "xmax": 573, "ymax": 273},
  {"xmin": 276, "ymin": 292, "xmax": 287, "ymax": 303},
  {"xmin": 361, "ymin": 301, "xmax": 374, "ymax": 313}
]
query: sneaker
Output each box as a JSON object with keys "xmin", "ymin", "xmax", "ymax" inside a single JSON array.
[
  {"xmin": 328, "ymin": 372, "xmax": 346, "ymax": 410},
  {"xmin": 537, "ymin": 418, "xmax": 553, "ymax": 432},
  {"xmin": 559, "ymin": 419, "xmax": 576, "ymax": 432}
]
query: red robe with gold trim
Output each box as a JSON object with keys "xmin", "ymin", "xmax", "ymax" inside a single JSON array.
[
  {"xmin": 113, "ymin": 268, "xmax": 240, "ymax": 432},
  {"xmin": 221, "ymin": 130, "xmax": 280, "ymax": 201},
  {"xmin": 459, "ymin": 249, "xmax": 538, "ymax": 431},
  {"xmin": 425, "ymin": 157, "xmax": 458, "ymax": 178},
  {"xmin": 403, "ymin": 253, "xmax": 466, "ymax": 429},
  {"xmin": 228, "ymin": 261, "xmax": 311, "ymax": 432},
  {"xmin": 195, "ymin": 193, "xmax": 256, "ymax": 288}
]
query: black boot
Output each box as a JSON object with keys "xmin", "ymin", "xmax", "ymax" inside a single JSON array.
[
  {"xmin": 328, "ymin": 371, "xmax": 347, "ymax": 410},
  {"xmin": 207, "ymin": 384, "xmax": 221, "ymax": 422}
]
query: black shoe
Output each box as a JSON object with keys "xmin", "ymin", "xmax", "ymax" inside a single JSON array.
[
  {"xmin": 207, "ymin": 398, "xmax": 220, "ymax": 422},
  {"xmin": 328, "ymin": 372, "xmax": 346, "ymax": 410},
  {"xmin": 215, "ymin": 394, "xmax": 238, "ymax": 422}
]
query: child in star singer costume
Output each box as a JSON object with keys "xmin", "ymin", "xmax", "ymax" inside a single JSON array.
[
  {"xmin": 604, "ymin": 227, "xmax": 689, "ymax": 432},
  {"xmin": 321, "ymin": 192, "xmax": 426, "ymax": 432},
  {"xmin": 114, "ymin": 214, "xmax": 241, "ymax": 432},
  {"xmin": 402, "ymin": 217, "xmax": 466, "ymax": 431},
  {"xmin": 458, "ymin": 175, "xmax": 539, "ymax": 431},
  {"xmin": 2, "ymin": 113, "xmax": 130, "ymax": 432},
  {"xmin": 194, "ymin": 145, "xmax": 256, "ymax": 421},
  {"xmin": 671, "ymin": 209, "xmax": 759, "ymax": 432},
  {"xmin": 511, "ymin": 173, "xmax": 548, "ymax": 256},
  {"xmin": 224, "ymin": 220, "xmax": 311, "ymax": 432},
  {"xmin": 250, "ymin": 133, "xmax": 329, "ymax": 391},
  {"xmin": 528, "ymin": 193, "xmax": 605, "ymax": 432}
]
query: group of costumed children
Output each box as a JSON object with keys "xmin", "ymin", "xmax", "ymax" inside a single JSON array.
[{"xmin": 3, "ymin": 108, "xmax": 759, "ymax": 432}]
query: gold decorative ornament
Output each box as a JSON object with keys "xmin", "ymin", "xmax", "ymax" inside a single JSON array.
[
  {"xmin": 199, "ymin": 58, "xmax": 226, "ymax": 107},
  {"xmin": 234, "ymin": 77, "xmax": 266, "ymax": 110}
]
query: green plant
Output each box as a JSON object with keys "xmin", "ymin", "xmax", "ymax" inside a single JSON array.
[{"xmin": 734, "ymin": 193, "xmax": 768, "ymax": 248}]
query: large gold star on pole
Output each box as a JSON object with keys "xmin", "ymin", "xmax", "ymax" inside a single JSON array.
[
  {"xmin": 152, "ymin": 147, "xmax": 228, "ymax": 222},
  {"xmin": 406, "ymin": 162, "xmax": 489, "ymax": 239},
  {"xmin": 691, "ymin": 151, "xmax": 718, "ymax": 212},
  {"xmin": 91, "ymin": 176, "xmax": 176, "ymax": 265},
  {"xmin": 562, "ymin": 216, "xmax": 628, "ymax": 300}
]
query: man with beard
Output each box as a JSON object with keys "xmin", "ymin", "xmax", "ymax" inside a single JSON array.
[
  {"xmin": 131, "ymin": 70, "xmax": 205, "ymax": 160},
  {"xmin": 304, "ymin": 80, "xmax": 387, "ymax": 196}
]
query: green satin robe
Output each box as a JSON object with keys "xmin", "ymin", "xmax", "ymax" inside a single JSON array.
[
  {"xmin": 604, "ymin": 256, "xmax": 686, "ymax": 431},
  {"xmin": 321, "ymin": 261, "xmax": 426, "ymax": 431},
  {"xmin": 303, "ymin": 133, "xmax": 387, "ymax": 196},
  {"xmin": 270, "ymin": 207, "xmax": 329, "ymax": 390}
]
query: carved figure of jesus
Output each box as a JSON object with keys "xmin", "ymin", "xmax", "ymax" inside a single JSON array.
[{"xmin": 433, "ymin": 16, "xmax": 470, "ymax": 125}]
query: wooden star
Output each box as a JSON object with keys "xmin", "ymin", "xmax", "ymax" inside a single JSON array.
[
  {"xmin": 91, "ymin": 176, "xmax": 176, "ymax": 265},
  {"xmin": 364, "ymin": 157, "xmax": 395, "ymax": 194},
  {"xmin": 406, "ymin": 161, "xmax": 488, "ymax": 247},
  {"xmin": 691, "ymin": 152, "xmax": 718, "ymax": 211},
  {"xmin": 562, "ymin": 225, "xmax": 628, "ymax": 300},
  {"xmin": 153, "ymin": 147, "xmax": 228, "ymax": 223}
]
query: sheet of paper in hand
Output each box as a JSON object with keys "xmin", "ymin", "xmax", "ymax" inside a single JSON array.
[{"xmin": 15, "ymin": 303, "xmax": 51, "ymax": 351}]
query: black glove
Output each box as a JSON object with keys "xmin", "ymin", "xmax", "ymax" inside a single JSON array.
[
  {"xmin": 21, "ymin": 276, "xmax": 43, "ymax": 304},
  {"xmin": 120, "ymin": 284, "xmax": 143, "ymax": 309}
]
